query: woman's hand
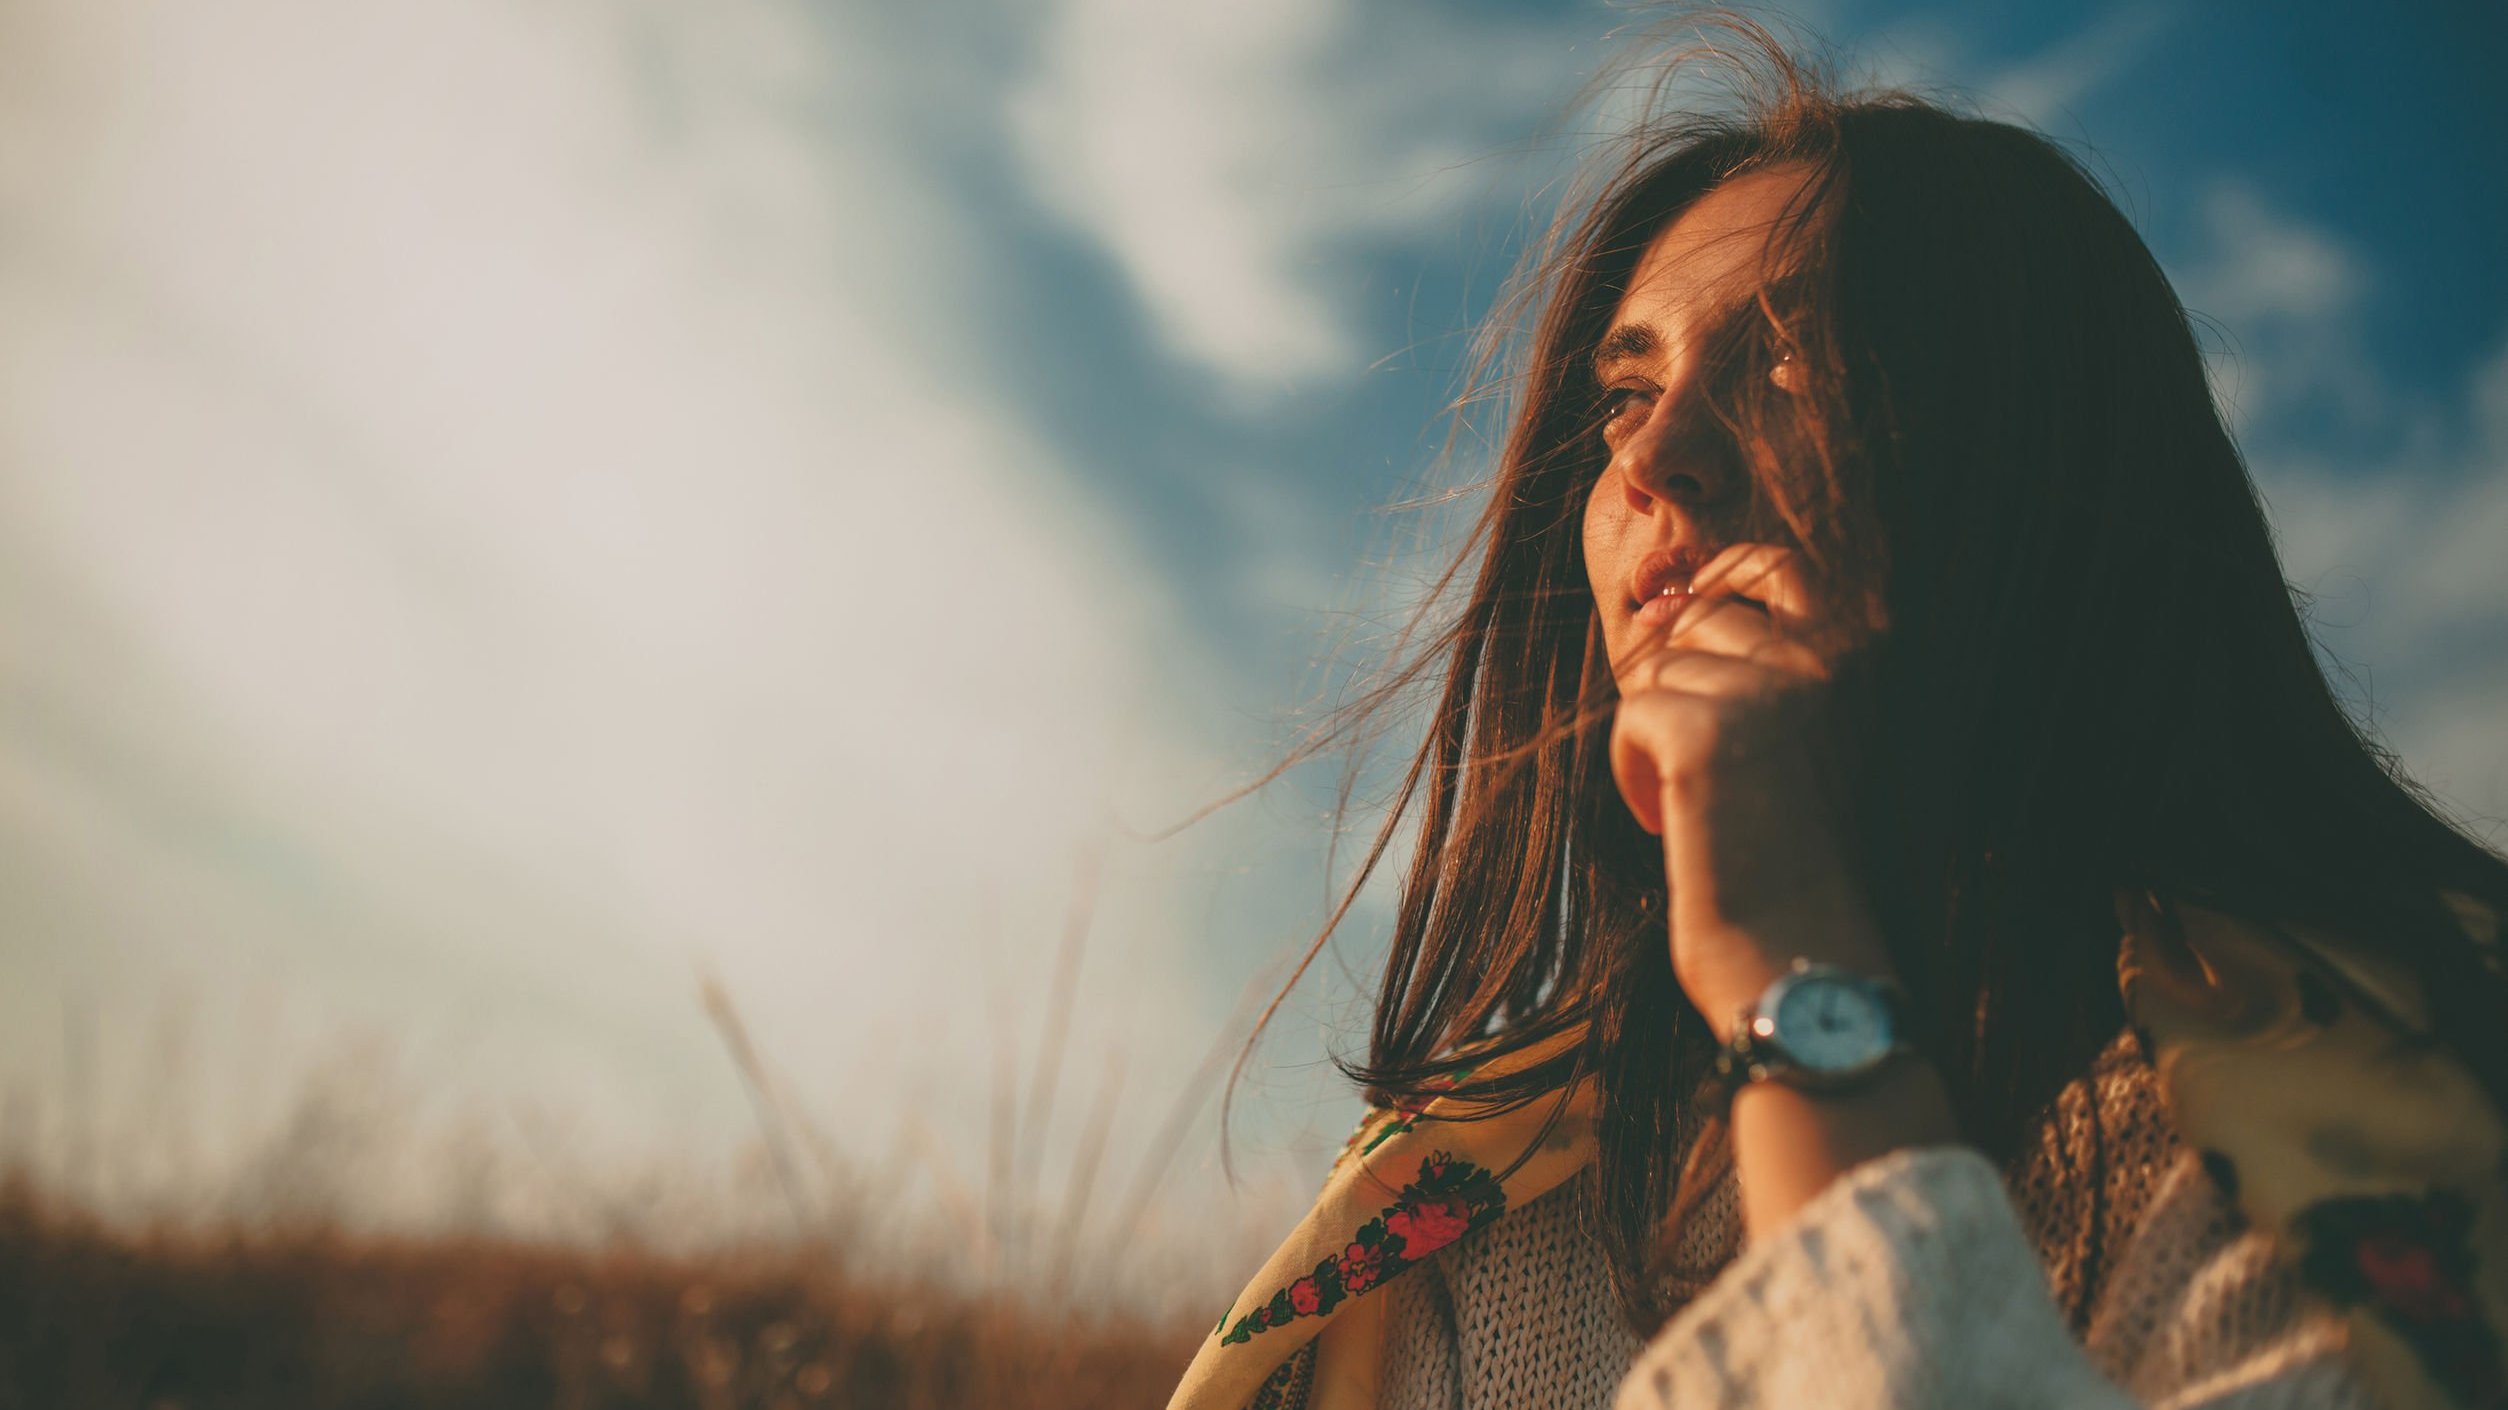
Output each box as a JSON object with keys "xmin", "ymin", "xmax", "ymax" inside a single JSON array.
[
  {"xmin": 1605, "ymin": 543, "xmax": 1891, "ymax": 1031},
  {"xmin": 1609, "ymin": 545, "xmax": 1955, "ymax": 1242}
]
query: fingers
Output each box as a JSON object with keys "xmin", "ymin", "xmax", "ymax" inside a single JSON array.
[
  {"xmin": 1670, "ymin": 601, "xmax": 1827, "ymax": 676},
  {"xmin": 1606, "ymin": 667, "xmax": 1820, "ymax": 835},
  {"xmin": 1610, "ymin": 592, "xmax": 1757, "ymax": 674},
  {"xmin": 1612, "ymin": 599, "xmax": 1823, "ymax": 682},
  {"xmin": 1664, "ymin": 593, "xmax": 1770, "ymax": 655},
  {"xmin": 1605, "ymin": 546, "xmax": 1835, "ymax": 838},
  {"xmin": 1617, "ymin": 633, "xmax": 1828, "ymax": 701},
  {"xmin": 1688, "ymin": 542, "xmax": 1816, "ymax": 626},
  {"xmin": 1609, "ymin": 690, "xmax": 1702, "ymax": 836},
  {"xmin": 1618, "ymin": 643, "xmax": 1769, "ymax": 697},
  {"xmin": 1612, "ymin": 543, "xmax": 1830, "ymax": 681}
]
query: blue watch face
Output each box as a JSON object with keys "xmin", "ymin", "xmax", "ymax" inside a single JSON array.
[{"xmin": 1770, "ymin": 974, "xmax": 1893, "ymax": 1073}]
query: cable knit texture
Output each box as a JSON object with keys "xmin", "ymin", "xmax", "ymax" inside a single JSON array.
[
  {"xmin": 1379, "ymin": 1171, "xmax": 1646, "ymax": 1410},
  {"xmin": 1616, "ymin": 1147, "xmax": 2362, "ymax": 1409},
  {"xmin": 1374, "ymin": 1031, "xmax": 2369, "ymax": 1410}
]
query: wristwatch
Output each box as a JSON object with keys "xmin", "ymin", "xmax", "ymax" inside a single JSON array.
[{"xmin": 1713, "ymin": 959, "xmax": 1915, "ymax": 1097}]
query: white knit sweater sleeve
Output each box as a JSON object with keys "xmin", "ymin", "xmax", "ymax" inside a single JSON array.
[{"xmin": 1613, "ymin": 1146, "xmax": 2370, "ymax": 1410}]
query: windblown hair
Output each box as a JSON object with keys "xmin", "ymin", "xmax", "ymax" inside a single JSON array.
[{"xmin": 1236, "ymin": 19, "xmax": 2508, "ymax": 1330}]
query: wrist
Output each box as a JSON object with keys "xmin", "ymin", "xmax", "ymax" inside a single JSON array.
[
  {"xmin": 1729, "ymin": 1052, "xmax": 1959, "ymax": 1243},
  {"xmin": 1677, "ymin": 916, "xmax": 1897, "ymax": 1041}
]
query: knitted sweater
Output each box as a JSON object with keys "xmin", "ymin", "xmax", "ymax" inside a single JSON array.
[{"xmin": 1375, "ymin": 1032, "xmax": 2369, "ymax": 1409}]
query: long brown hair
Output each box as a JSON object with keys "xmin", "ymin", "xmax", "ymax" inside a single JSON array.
[{"xmin": 1231, "ymin": 19, "xmax": 2508, "ymax": 1330}]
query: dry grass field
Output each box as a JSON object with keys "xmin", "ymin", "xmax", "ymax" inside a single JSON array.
[
  {"xmin": 0, "ymin": 1173, "xmax": 1202, "ymax": 1409},
  {"xmin": 0, "ymin": 870, "xmax": 1315, "ymax": 1407}
]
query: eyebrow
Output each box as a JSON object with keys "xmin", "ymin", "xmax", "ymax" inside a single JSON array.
[
  {"xmin": 1588, "ymin": 290, "xmax": 1763, "ymax": 386},
  {"xmin": 1589, "ymin": 323, "xmax": 1661, "ymax": 385}
]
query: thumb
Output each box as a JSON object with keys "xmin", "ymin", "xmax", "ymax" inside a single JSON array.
[{"xmin": 1609, "ymin": 702, "xmax": 1669, "ymax": 836}]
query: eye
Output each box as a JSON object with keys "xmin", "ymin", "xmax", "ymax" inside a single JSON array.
[{"xmin": 1596, "ymin": 384, "xmax": 1657, "ymax": 443}]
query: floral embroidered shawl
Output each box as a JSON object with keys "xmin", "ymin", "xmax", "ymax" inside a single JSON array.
[{"xmin": 1164, "ymin": 892, "xmax": 2508, "ymax": 1410}]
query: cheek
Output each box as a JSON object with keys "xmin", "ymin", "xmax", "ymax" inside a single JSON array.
[{"xmin": 1580, "ymin": 468, "xmax": 1620, "ymax": 605}]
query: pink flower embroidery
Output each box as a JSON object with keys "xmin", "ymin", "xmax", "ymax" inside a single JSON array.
[
  {"xmin": 2356, "ymin": 1233, "xmax": 2473, "ymax": 1321},
  {"xmin": 1338, "ymin": 1242, "xmax": 1384, "ymax": 1293},
  {"xmin": 1385, "ymin": 1196, "xmax": 1474, "ymax": 1259},
  {"xmin": 1215, "ymin": 1151, "xmax": 1502, "ymax": 1347}
]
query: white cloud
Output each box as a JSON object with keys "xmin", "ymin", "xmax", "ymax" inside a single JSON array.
[
  {"xmin": 2160, "ymin": 178, "xmax": 2505, "ymax": 834},
  {"xmin": 1978, "ymin": 4, "xmax": 2171, "ymax": 132},
  {"xmin": 2174, "ymin": 182, "xmax": 2383, "ymax": 432},
  {"xmin": 2252, "ymin": 336, "xmax": 2508, "ymax": 833},
  {"xmin": 2184, "ymin": 185, "xmax": 2367, "ymax": 326},
  {"xmin": 1855, "ymin": 4, "xmax": 2161, "ymax": 133},
  {"xmin": 1007, "ymin": 0, "xmax": 1588, "ymax": 393},
  {"xmin": 0, "ymin": 0, "xmax": 1320, "ymax": 1256}
]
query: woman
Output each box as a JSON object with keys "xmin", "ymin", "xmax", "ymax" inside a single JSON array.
[{"xmin": 1169, "ymin": 25, "xmax": 2508, "ymax": 1410}]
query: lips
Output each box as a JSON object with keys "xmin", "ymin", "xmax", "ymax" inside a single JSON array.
[{"xmin": 1626, "ymin": 546, "xmax": 1705, "ymax": 613}]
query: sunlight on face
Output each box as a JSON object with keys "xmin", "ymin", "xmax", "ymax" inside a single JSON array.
[{"xmin": 1580, "ymin": 164, "xmax": 1816, "ymax": 667}]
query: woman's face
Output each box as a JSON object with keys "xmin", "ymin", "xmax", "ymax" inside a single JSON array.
[{"xmin": 1580, "ymin": 165, "xmax": 1815, "ymax": 667}]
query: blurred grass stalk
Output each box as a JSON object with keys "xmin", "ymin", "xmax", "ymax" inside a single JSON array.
[{"xmin": 0, "ymin": 827, "xmax": 1316, "ymax": 1405}]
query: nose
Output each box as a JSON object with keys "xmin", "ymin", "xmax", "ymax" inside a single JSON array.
[{"xmin": 1611, "ymin": 389, "xmax": 1734, "ymax": 516}]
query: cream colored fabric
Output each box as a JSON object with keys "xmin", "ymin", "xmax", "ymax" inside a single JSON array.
[
  {"xmin": 1176, "ymin": 895, "xmax": 2508, "ymax": 1410},
  {"xmin": 2120, "ymin": 897, "xmax": 2508, "ymax": 1408},
  {"xmin": 1613, "ymin": 1146, "xmax": 2367, "ymax": 1410},
  {"xmin": 1166, "ymin": 1029, "xmax": 1605, "ymax": 1410},
  {"xmin": 1379, "ymin": 1175, "xmax": 1644, "ymax": 1410},
  {"xmin": 1378, "ymin": 1028, "xmax": 2344, "ymax": 1410}
]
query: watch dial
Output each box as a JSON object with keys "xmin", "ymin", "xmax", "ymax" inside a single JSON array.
[{"xmin": 1772, "ymin": 976, "xmax": 1892, "ymax": 1072}]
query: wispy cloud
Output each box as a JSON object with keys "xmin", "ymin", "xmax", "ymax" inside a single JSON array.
[
  {"xmin": 1007, "ymin": 0, "xmax": 1588, "ymax": 393},
  {"xmin": 1978, "ymin": 3, "xmax": 2172, "ymax": 131},
  {"xmin": 2171, "ymin": 182, "xmax": 2396, "ymax": 436},
  {"xmin": 0, "ymin": 0, "xmax": 1309, "ymax": 1237},
  {"xmin": 2182, "ymin": 185, "xmax": 2368, "ymax": 325},
  {"xmin": 2251, "ymin": 336, "xmax": 2508, "ymax": 832},
  {"xmin": 2175, "ymin": 195, "xmax": 2508, "ymax": 831}
]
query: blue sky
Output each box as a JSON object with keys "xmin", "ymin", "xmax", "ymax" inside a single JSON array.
[{"xmin": 0, "ymin": 0, "xmax": 2499, "ymax": 1285}]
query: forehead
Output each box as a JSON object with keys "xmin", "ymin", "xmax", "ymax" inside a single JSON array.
[{"xmin": 1606, "ymin": 164, "xmax": 1817, "ymax": 355}]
